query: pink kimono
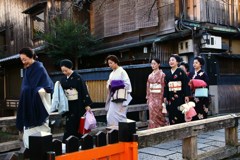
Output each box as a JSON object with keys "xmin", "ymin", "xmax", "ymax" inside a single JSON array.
[{"xmin": 146, "ymin": 70, "xmax": 167, "ymax": 128}]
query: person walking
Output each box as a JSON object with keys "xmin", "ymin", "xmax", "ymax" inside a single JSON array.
[
  {"xmin": 146, "ymin": 58, "xmax": 167, "ymax": 128},
  {"xmin": 163, "ymin": 54, "xmax": 190, "ymax": 125},
  {"xmin": 16, "ymin": 47, "xmax": 54, "ymax": 148},
  {"xmin": 59, "ymin": 59, "xmax": 92, "ymax": 141},
  {"xmin": 179, "ymin": 61, "xmax": 190, "ymax": 76},
  {"xmin": 189, "ymin": 56, "xmax": 210, "ymax": 120},
  {"xmin": 105, "ymin": 55, "xmax": 132, "ymax": 127}
]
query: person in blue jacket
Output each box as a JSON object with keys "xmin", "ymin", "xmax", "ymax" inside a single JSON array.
[{"xmin": 16, "ymin": 47, "xmax": 54, "ymax": 147}]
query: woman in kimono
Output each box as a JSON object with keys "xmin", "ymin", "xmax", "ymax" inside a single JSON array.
[
  {"xmin": 189, "ymin": 56, "xmax": 209, "ymax": 120},
  {"xmin": 105, "ymin": 55, "xmax": 132, "ymax": 127},
  {"xmin": 60, "ymin": 59, "xmax": 92, "ymax": 141},
  {"xmin": 146, "ymin": 58, "xmax": 167, "ymax": 128},
  {"xmin": 16, "ymin": 47, "xmax": 54, "ymax": 148},
  {"xmin": 180, "ymin": 61, "xmax": 190, "ymax": 76},
  {"xmin": 164, "ymin": 54, "xmax": 190, "ymax": 125}
]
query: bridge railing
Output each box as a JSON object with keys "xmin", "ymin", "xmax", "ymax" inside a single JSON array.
[
  {"xmin": 0, "ymin": 104, "xmax": 148, "ymax": 153},
  {"xmin": 1, "ymin": 105, "xmax": 240, "ymax": 160},
  {"xmin": 137, "ymin": 114, "xmax": 240, "ymax": 160}
]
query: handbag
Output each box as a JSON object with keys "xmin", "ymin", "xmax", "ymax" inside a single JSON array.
[
  {"xmin": 111, "ymin": 88, "xmax": 127, "ymax": 102},
  {"xmin": 110, "ymin": 80, "xmax": 125, "ymax": 93},
  {"xmin": 195, "ymin": 88, "xmax": 208, "ymax": 97},
  {"xmin": 78, "ymin": 117, "xmax": 90, "ymax": 135},
  {"xmin": 191, "ymin": 79, "xmax": 207, "ymax": 90},
  {"xmin": 84, "ymin": 111, "xmax": 97, "ymax": 130}
]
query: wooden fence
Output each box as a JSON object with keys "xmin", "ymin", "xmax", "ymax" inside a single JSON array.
[
  {"xmin": 18, "ymin": 121, "xmax": 138, "ymax": 160},
  {"xmin": 0, "ymin": 104, "xmax": 148, "ymax": 153}
]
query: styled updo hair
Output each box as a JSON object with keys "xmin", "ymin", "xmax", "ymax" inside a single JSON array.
[
  {"xmin": 105, "ymin": 55, "xmax": 120, "ymax": 65},
  {"xmin": 180, "ymin": 61, "xmax": 189, "ymax": 72},
  {"xmin": 151, "ymin": 58, "xmax": 160, "ymax": 64},
  {"xmin": 194, "ymin": 56, "xmax": 205, "ymax": 66},
  {"xmin": 60, "ymin": 59, "xmax": 73, "ymax": 69},
  {"xmin": 19, "ymin": 47, "xmax": 37, "ymax": 60},
  {"xmin": 169, "ymin": 54, "xmax": 182, "ymax": 63}
]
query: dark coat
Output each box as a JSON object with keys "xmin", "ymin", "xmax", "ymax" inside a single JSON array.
[{"xmin": 16, "ymin": 61, "xmax": 53, "ymax": 131}]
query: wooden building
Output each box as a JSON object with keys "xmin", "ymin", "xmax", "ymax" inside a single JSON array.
[{"xmin": 0, "ymin": 0, "xmax": 240, "ymax": 116}]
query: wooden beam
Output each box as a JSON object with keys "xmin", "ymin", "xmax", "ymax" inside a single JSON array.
[
  {"xmin": 182, "ymin": 136, "xmax": 197, "ymax": 159},
  {"xmin": 225, "ymin": 126, "xmax": 238, "ymax": 146},
  {"xmin": 137, "ymin": 114, "xmax": 239, "ymax": 148}
]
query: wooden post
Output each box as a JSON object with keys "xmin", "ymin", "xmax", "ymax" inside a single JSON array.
[
  {"xmin": 139, "ymin": 110, "xmax": 147, "ymax": 122},
  {"xmin": 225, "ymin": 126, "xmax": 238, "ymax": 146},
  {"xmin": 46, "ymin": 151, "xmax": 56, "ymax": 160},
  {"xmin": 182, "ymin": 136, "xmax": 197, "ymax": 160}
]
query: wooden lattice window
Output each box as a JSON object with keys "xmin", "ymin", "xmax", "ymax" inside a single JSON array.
[{"xmin": 31, "ymin": 11, "xmax": 45, "ymax": 39}]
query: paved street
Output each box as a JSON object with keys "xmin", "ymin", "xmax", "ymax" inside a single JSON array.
[{"xmin": 138, "ymin": 128, "xmax": 240, "ymax": 160}]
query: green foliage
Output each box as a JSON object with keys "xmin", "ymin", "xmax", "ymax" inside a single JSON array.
[{"xmin": 37, "ymin": 18, "xmax": 100, "ymax": 68}]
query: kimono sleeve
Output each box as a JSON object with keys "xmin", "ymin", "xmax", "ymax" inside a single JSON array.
[
  {"xmin": 78, "ymin": 75, "xmax": 93, "ymax": 106},
  {"xmin": 181, "ymin": 70, "xmax": 191, "ymax": 97},
  {"xmin": 163, "ymin": 72, "xmax": 169, "ymax": 99}
]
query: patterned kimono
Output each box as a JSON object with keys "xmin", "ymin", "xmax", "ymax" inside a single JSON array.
[
  {"xmin": 189, "ymin": 69, "xmax": 209, "ymax": 120},
  {"xmin": 60, "ymin": 71, "xmax": 92, "ymax": 141},
  {"xmin": 164, "ymin": 68, "xmax": 190, "ymax": 125},
  {"xmin": 105, "ymin": 67, "xmax": 132, "ymax": 126},
  {"xmin": 146, "ymin": 70, "xmax": 166, "ymax": 128}
]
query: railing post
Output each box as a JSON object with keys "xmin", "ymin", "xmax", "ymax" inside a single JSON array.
[
  {"xmin": 139, "ymin": 110, "xmax": 148, "ymax": 122},
  {"xmin": 225, "ymin": 127, "xmax": 238, "ymax": 146},
  {"xmin": 46, "ymin": 151, "xmax": 56, "ymax": 160},
  {"xmin": 182, "ymin": 136, "xmax": 197, "ymax": 160}
]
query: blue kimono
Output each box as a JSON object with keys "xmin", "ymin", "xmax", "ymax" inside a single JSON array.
[{"xmin": 16, "ymin": 61, "xmax": 54, "ymax": 131}]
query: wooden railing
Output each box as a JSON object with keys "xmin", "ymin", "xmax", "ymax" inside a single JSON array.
[
  {"xmin": 16, "ymin": 121, "xmax": 138, "ymax": 160},
  {"xmin": 0, "ymin": 104, "xmax": 148, "ymax": 153},
  {"xmin": 137, "ymin": 114, "xmax": 240, "ymax": 160},
  {"xmin": 1, "ymin": 105, "xmax": 240, "ymax": 160}
]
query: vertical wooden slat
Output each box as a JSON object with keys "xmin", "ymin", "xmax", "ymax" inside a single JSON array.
[
  {"xmin": 182, "ymin": 136, "xmax": 197, "ymax": 160},
  {"xmin": 138, "ymin": 0, "xmax": 158, "ymax": 29},
  {"xmin": 225, "ymin": 126, "xmax": 238, "ymax": 146},
  {"xmin": 158, "ymin": 0, "xmax": 174, "ymax": 34},
  {"xmin": 86, "ymin": 80, "xmax": 107, "ymax": 103},
  {"xmin": 119, "ymin": 0, "xmax": 136, "ymax": 33},
  {"xmin": 104, "ymin": 0, "xmax": 119, "ymax": 37}
]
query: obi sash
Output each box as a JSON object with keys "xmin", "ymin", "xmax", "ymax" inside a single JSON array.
[
  {"xmin": 149, "ymin": 83, "xmax": 162, "ymax": 93},
  {"xmin": 65, "ymin": 88, "xmax": 78, "ymax": 101},
  {"xmin": 168, "ymin": 81, "xmax": 182, "ymax": 92}
]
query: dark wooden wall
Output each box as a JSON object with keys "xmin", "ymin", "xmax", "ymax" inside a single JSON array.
[{"xmin": 0, "ymin": 0, "xmax": 41, "ymax": 56}]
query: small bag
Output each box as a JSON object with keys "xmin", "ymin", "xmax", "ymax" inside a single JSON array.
[
  {"xmin": 110, "ymin": 80, "xmax": 125, "ymax": 91},
  {"xmin": 185, "ymin": 107, "xmax": 197, "ymax": 122},
  {"xmin": 111, "ymin": 88, "xmax": 127, "ymax": 102},
  {"xmin": 190, "ymin": 79, "xmax": 207, "ymax": 90},
  {"xmin": 78, "ymin": 117, "xmax": 90, "ymax": 135},
  {"xmin": 195, "ymin": 88, "xmax": 208, "ymax": 97},
  {"xmin": 84, "ymin": 111, "xmax": 97, "ymax": 130}
]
